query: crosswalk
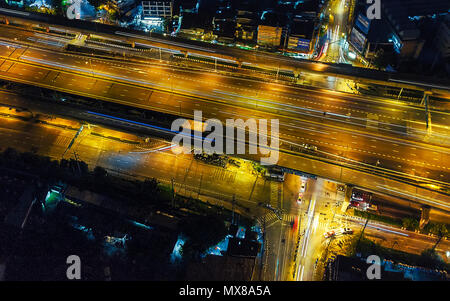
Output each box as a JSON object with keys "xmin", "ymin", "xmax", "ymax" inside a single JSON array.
[
  {"xmin": 257, "ymin": 213, "xmax": 299, "ymax": 228},
  {"xmin": 54, "ymin": 135, "xmax": 71, "ymax": 148},
  {"xmin": 210, "ymin": 168, "xmax": 236, "ymax": 183},
  {"xmin": 256, "ymin": 211, "xmax": 280, "ymax": 227},
  {"xmin": 257, "ymin": 211, "xmax": 339, "ymax": 230}
]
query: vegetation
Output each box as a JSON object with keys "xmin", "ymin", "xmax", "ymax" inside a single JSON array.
[
  {"xmin": 402, "ymin": 217, "xmax": 420, "ymax": 231},
  {"xmin": 352, "ymin": 209, "xmax": 403, "ymax": 227},
  {"xmin": 179, "ymin": 214, "xmax": 228, "ymax": 261},
  {"xmin": 423, "ymin": 222, "xmax": 449, "ymax": 238},
  {"xmin": 87, "ymin": 0, "xmax": 110, "ymax": 8},
  {"xmin": 372, "ymin": 48, "xmax": 396, "ymax": 70},
  {"xmin": 0, "ymin": 147, "xmax": 249, "ymax": 224},
  {"xmin": 46, "ymin": 0, "xmax": 64, "ymax": 16},
  {"xmin": 355, "ymin": 236, "xmax": 450, "ymax": 272}
]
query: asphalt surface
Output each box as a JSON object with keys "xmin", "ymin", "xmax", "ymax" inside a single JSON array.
[{"xmin": 0, "ymin": 35, "xmax": 448, "ymax": 207}]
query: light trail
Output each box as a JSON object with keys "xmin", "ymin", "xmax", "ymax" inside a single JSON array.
[
  {"xmin": 376, "ymin": 185, "xmax": 450, "ymax": 210},
  {"xmin": 358, "ymin": 222, "xmax": 409, "ymax": 237}
]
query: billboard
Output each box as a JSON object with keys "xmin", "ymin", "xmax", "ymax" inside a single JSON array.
[
  {"xmin": 296, "ymin": 38, "xmax": 311, "ymax": 52},
  {"xmin": 288, "ymin": 37, "xmax": 311, "ymax": 52},
  {"xmin": 355, "ymin": 13, "xmax": 371, "ymax": 35},
  {"xmin": 349, "ymin": 27, "xmax": 366, "ymax": 53}
]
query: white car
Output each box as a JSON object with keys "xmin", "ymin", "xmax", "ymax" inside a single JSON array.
[
  {"xmin": 300, "ymin": 178, "xmax": 307, "ymax": 192},
  {"xmin": 297, "ymin": 192, "xmax": 303, "ymax": 203},
  {"xmin": 324, "ymin": 230, "xmax": 335, "ymax": 238}
]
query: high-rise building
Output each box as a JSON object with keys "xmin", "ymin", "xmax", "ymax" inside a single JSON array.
[
  {"xmin": 142, "ymin": 1, "xmax": 174, "ymax": 20},
  {"xmin": 257, "ymin": 25, "xmax": 282, "ymax": 47},
  {"xmin": 349, "ymin": 0, "xmax": 449, "ymax": 62}
]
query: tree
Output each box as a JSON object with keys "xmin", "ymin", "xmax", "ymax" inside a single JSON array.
[
  {"xmin": 140, "ymin": 178, "xmax": 159, "ymax": 194},
  {"xmin": 402, "ymin": 217, "xmax": 419, "ymax": 231},
  {"xmin": 47, "ymin": 0, "xmax": 64, "ymax": 16},
  {"xmin": 93, "ymin": 166, "xmax": 108, "ymax": 178},
  {"xmin": 418, "ymin": 248, "xmax": 446, "ymax": 270},
  {"xmin": 86, "ymin": 0, "xmax": 109, "ymax": 8},
  {"xmin": 430, "ymin": 223, "xmax": 449, "ymax": 251},
  {"xmin": 180, "ymin": 214, "xmax": 227, "ymax": 261},
  {"xmin": 372, "ymin": 48, "xmax": 395, "ymax": 70}
]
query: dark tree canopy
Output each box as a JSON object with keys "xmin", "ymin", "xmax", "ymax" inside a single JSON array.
[{"xmin": 180, "ymin": 214, "xmax": 227, "ymax": 260}]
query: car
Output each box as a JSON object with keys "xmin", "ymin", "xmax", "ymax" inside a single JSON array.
[
  {"xmin": 333, "ymin": 228, "xmax": 353, "ymax": 236},
  {"xmin": 265, "ymin": 167, "xmax": 285, "ymax": 182},
  {"xmin": 337, "ymin": 185, "xmax": 345, "ymax": 192},
  {"xmin": 324, "ymin": 230, "xmax": 335, "ymax": 238},
  {"xmin": 350, "ymin": 200, "xmax": 359, "ymax": 207},
  {"xmin": 300, "ymin": 180, "xmax": 306, "ymax": 193},
  {"xmin": 228, "ymin": 159, "xmax": 241, "ymax": 168},
  {"xmin": 341, "ymin": 228, "xmax": 353, "ymax": 235},
  {"xmin": 297, "ymin": 192, "xmax": 303, "ymax": 203}
]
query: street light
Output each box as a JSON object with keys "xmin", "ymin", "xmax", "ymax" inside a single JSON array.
[{"xmin": 85, "ymin": 59, "xmax": 93, "ymax": 77}]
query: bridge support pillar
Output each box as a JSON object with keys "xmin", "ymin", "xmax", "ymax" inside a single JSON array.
[
  {"xmin": 340, "ymin": 185, "xmax": 353, "ymax": 213},
  {"xmin": 419, "ymin": 205, "xmax": 431, "ymax": 229}
]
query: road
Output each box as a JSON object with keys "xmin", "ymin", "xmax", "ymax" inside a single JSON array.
[
  {"xmin": 0, "ymin": 92, "xmax": 298, "ymax": 211},
  {"xmin": 0, "ymin": 34, "xmax": 448, "ymax": 203},
  {"xmin": 0, "ymin": 91, "xmax": 449, "ymax": 281},
  {"xmin": 0, "ymin": 6, "xmax": 448, "ymax": 282},
  {"xmin": 320, "ymin": 0, "xmax": 349, "ymax": 64},
  {"xmin": 293, "ymin": 179, "xmax": 450, "ymax": 281},
  {"xmin": 0, "ymin": 34, "xmax": 449, "ymax": 205},
  {"xmin": 1, "ymin": 10, "xmax": 449, "ymax": 96}
]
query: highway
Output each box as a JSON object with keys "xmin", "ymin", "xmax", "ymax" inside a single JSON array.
[
  {"xmin": 0, "ymin": 5, "xmax": 448, "ymax": 283},
  {"xmin": 1, "ymin": 90, "xmax": 449, "ymax": 281},
  {"xmin": 1, "ymin": 9, "xmax": 449, "ymax": 97},
  {"xmin": 292, "ymin": 179, "xmax": 450, "ymax": 281},
  {"xmin": 0, "ymin": 93, "xmax": 281, "ymax": 210},
  {"xmin": 0, "ymin": 33, "xmax": 448, "ymax": 192},
  {"xmin": 320, "ymin": 0, "xmax": 349, "ymax": 64}
]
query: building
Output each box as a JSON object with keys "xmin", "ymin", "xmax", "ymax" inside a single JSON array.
[
  {"xmin": 326, "ymin": 255, "xmax": 448, "ymax": 281},
  {"xmin": 325, "ymin": 255, "xmax": 406, "ymax": 281},
  {"xmin": 433, "ymin": 14, "xmax": 450, "ymax": 60},
  {"xmin": 257, "ymin": 10, "xmax": 286, "ymax": 48},
  {"xmin": 257, "ymin": 25, "xmax": 282, "ymax": 47},
  {"xmin": 287, "ymin": 16, "xmax": 316, "ymax": 53},
  {"xmin": 185, "ymin": 254, "xmax": 256, "ymax": 281},
  {"xmin": 212, "ymin": 6, "xmax": 237, "ymax": 43},
  {"xmin": 177, "ymin": 10, "xmax": 205, "ymax": 39},
  {"xmin": 349, "ymin": 0, "xmax": 449, "ymax": 64},
  {"xmin": 142, "ymin": 0, "xmax": 174, "ymax": 20},
  {"xmin": 235, "ymin": 10, "xmax": 257, "ymax": 42}
]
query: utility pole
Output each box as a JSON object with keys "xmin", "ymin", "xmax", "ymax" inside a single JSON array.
[
  {"xmin": 171, "ymin": 178, "xmax": 175, "ymax": 208},
  {"xmin": 356, "ymin": 218, "xmax": 369, "ymax": 252},
  {"xmin": 197, "ymin": 173, "xmax": 203, "ymax": 199},
  {"xmin": 259, "ymin": 214, "xmax": 266, "ymax": 281},
  {"xmin": 324, "ymin": 235, "xmax": 335, "ymax": 261},
  {"xmin": 432, "ymin": 230, "xmax": 444, "ymax": 251},
  {"xmin": 72, "ymin": 151, "xmax": 82, "ymax": 175},
  {"xmin": 397, "ymin": 87, "xmax": 403, "ymax": 100},
  {"xmin": 231, "ymin": 194, "xmax": 236, "ymax": 225}
]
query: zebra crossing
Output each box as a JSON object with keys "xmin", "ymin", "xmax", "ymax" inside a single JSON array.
[
  {"xmin": 211, "ymin": 168, "xmax": 235, "ymax": 183},
  {"xmin": 257, "ymin": 213, "xmax": 298, "ymax": 228},
  {"xmin": 256, "ymin": 211, "xmax": 280, "ymax": 227},
  {"xmin": 257, "ymin": 212, "xmax": 335, "ymax": 230},
  {"xmin": 54, "ymin": 135, "xmax": 71, "ymax": 148}
]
